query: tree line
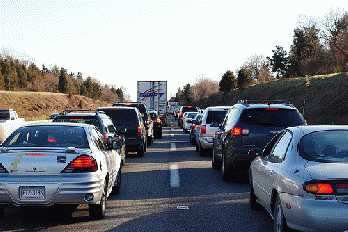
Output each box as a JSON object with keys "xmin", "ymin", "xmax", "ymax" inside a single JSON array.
[
  {"xmin": 172, "ymin": 9, "xmax": 348, "ymax": 105},
  {"xmin": 0, "ymin": 55, "xmax": 126, "ymax": 103}
]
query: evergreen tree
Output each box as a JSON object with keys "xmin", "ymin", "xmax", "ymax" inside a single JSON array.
[
  {"xmin": 219, "ymin": 70, "xmax": 236, "ymax": 94},
  {"xmin": 17, "ymin": 64, "xmax": 28, "ymax": 88},
  {"xmin": 237, "ymin": 68, "xmax": 252, "ymax": 90},
  {"xmin": 84, "ymin": 76, "xmax": 94, "ymax": 98},
  {"xmin": 58, "ymin": 68, "xmax": 69, "ymax": 93},
  {"xmin": 182, "ymin": 84, "xmax": 193, "ymax": 105},
  {"xmin": 115, "ymin": 88, "xmax": 124, "ymax": 102},
  {"xmin": 267, "ymin": 46, "xmax": 289, "ymax": 78}
]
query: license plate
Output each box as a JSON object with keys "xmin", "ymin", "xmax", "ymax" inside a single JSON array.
[{"xmin": 20, "ymin": 186, "xmax": 45, "ymax": 200}]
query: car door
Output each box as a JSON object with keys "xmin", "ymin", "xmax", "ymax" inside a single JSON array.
[{"xmin": 255, "ymin": 131, "xmax": 293, "ymax": 212}]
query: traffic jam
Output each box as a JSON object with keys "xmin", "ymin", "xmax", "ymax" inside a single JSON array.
[{"xmin": 1, "ymin": 84, "xmax": 348, "ymax": 231}]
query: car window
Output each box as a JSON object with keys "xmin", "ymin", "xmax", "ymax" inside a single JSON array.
[
  {"xmin": 206, "ymin": 110, "xmax": 228, "ymax": 124},
  {"xmin": 268, "ymin": 131, "xmax": 292, "ymax": 162},
  {"xmin": 299, "ymin": 130, "xmax": 348, "ymax": 162},
  {"xmin": 224, "ymin": 108, "xmax": 240, "ymax": 128},
  {"xmin": 91, "ymin": 127, "xmax": 107, "ymax": 150},
  {"xmin": 3, "ymin": 125, "xmax": 89, "ymax": 148},
  {"xmin": 101, "ymin": 109, "xmax": 138, "ymax": 126},
  {"xmin": 240, "ymin": 108, "xmax": 305, "ymax": 127},
  {"xmin": 103, "ymin": 119, "xmax": 116, "ymax": 133}
]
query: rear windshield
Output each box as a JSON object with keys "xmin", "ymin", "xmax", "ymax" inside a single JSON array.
[
  {"xmin": 299, "ymin": 130, "xmax": 348, "ymax": 163},
  {"xmin": 3, "ymin": 126, "xmax": 89, "ymax": 148},
  {"xmin": 54, "ymin": 117, "xmax": 101, "ymax": 129},
  {"xmin": 186, "ymin": 112, "xmax": 198, "ymax": 119},
  {"xmin": 206, "ymin": 110, "xmax": 228, "ymax": 124},
  {"xmin": 101, "ymin": 109, "xmax": 138, "ymax": 126},
  {"xmin": 240, "ymin": 108, "xmax": 305, "ymax": 127},
  {"xmin": 182, "ymin": 107, "xmax": 198, "ymax": 113}
]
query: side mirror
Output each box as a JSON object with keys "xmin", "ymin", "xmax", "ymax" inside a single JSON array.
[{"xmin": 113, "ymin": 141, "xmax": 122, "ymax": 150}]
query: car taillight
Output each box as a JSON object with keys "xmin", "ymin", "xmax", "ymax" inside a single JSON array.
[
  {"xmin": 62, "ymin": 155, "xmax": 98, "ymax": 173},
  {"xmin": 137, "ymin": 125, "xmax": 142, "ymax": 137},
  {"xmin": 104, "ymin": 134, "xmax": 108, "ymax": 141},
  {"xmin": 194, "ymin": 125, "xmax": 198, "ymax": 130},
  {"xmin": 304, "ymin": 182, "xmax": 334, "ymax": 194},
  {"xmin": 156, "ymin": 119, "xmax": 161, "ymax": 124},
  {"xmin": 201, "ymin": 125, "xmax": 206, "ymax": 134},
  {"xmin": 231, "ymin": 127, "xmax": 250, "ymax": 136},
  {"xmin": 179, "ymin": 113, "xmax": 183, "ymax": 117}
]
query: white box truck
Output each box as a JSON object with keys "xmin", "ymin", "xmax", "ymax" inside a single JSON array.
[{"xmin": 137, "ymin": 81, "xmax": 168, "ymax": 125}]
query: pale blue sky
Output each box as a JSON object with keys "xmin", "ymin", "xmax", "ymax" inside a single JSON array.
[{"xmin": 1, "ymin": 0, "xmax": 346, "ymax": 101}]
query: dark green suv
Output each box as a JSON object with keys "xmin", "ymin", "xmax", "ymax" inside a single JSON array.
[{"xmin": 212, "ymin": 100, "xmax": 306, "ymax": 181}]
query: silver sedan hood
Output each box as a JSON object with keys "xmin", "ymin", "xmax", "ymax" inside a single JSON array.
[{"xmin": 305, "ymin": 161, "xmax": 348, "ymax": 179}]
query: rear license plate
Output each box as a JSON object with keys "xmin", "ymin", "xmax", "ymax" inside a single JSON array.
[{"xmin": 20, "ymin": 186, "xmax": 45, "ymax": 200}]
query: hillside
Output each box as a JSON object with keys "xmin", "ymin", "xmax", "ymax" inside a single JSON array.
[
  {"xmin": 198, "ymin": 72, "xmax": 348, "ymax": 125},
  {"xmin": 0, "ymin": 91, "xmax": 110, "ymax": 121}
]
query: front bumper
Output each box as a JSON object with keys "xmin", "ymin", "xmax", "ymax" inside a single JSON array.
[
  {"xmin": 281, "ymin": 193, "xmax": 348, "ymax": 232},
  {"xmin": 0, "ymin": 173, "xmax": 105, "ymax": 206}
]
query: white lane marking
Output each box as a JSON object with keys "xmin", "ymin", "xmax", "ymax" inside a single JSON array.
[
  {"xmin": 170, "ymin": 143, "xmax": 176, "ymax": 151},
  {"xmin": 171, "ymin": 124, "xmax": 174, "ymax": 127},
  {"xmin": 171, "ymin": 134, "xmax": 174, "ymax": 137},
  {"xmin": 171, "ymin": 127, "xmax": 174, "ymax": 131},
  {"xmin": 170, "ymin": 164, "xmax": 180, "ymax": 188}
]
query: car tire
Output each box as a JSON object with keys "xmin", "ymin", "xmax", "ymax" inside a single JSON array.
[
  {"xmin": 198, "ymin": 143, "xmax": 205, "ymax": 156},
  {"xmin": 249, "ymin": 174, "xmax": 261, "ymax": 210},
  {"xmin": 147, "ymin": 136, "xmax": 153, "ymax": 146},
  {"xmin": 0, "ymin": 206, "xmax": 6, "ymax": 218},
  {"xmin": 195, "ymin": 143, "xmax": 199, "ymax": 152},
  {"xmin": 274, "ymin": 194, "xmax": 290, "ymax": 232},
  {"xmin": 89, "ymin": 182, "xmax": 107, "ymax": 220},
  {"xmin": 112, "ymin": 169, "xmax": 121, "ymax": 195},
  {"xmin": 222, "ymin": 154, "xmax": 231, "ymax": 182},
  {"xmin": 212, "ymin": 149, "xmax": 222, "ymax": 170},
  {"xmin": 138, "ymin": 143, "xmax": 145, "ymax": 157}
]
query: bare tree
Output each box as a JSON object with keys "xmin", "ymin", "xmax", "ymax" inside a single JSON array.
[
  {"xmin": 191, "ymin": 75, "xmax": 219, "ymax": 103},
  {"xmin": 242, "ymin": 54, "xmax": 274, "ymax": 83}
]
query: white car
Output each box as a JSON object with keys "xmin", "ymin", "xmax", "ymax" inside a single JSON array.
[
  {"xmin": 0, "ymin": 123, "xmax": 122, "ymax": 219},
  {"xmin": 250, "ymin": 125, "xmax": 348, "ymax": 232},
  {"xmin": 182, "ymin": 112, "xmax": 198, "ymax": 133}
]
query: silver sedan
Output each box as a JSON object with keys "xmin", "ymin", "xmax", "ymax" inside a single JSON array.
[
  {"xmin": 250, "ymin": 125, "xmax": 348, "ymax": 232},
  {"xmin": 0, "ymin": 123, "xmax": 122, "ymax": 219}
]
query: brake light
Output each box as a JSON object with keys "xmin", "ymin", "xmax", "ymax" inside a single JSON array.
[
  {"xmin": 304, "ymin": 182, "xmax": 334, "ymax": 194},
  {"xmin": 266, "ymin": 108, "xmax": 279, "ymax": 110},
  {"xmin": 25, "ymin": 153, "xmax": 46, "ymax": 156},
  {"xmin": 201, "ymin": 125, "xmax": 206, "ymax": 134},
  {"xmin": 194, "ymin": 125, "xmax": 198, "ymax": 130},
  {"xmin": 62, "ymin": 155, "xmax": 98, "ymax": 173},
  {"xmin": 137, "ymin": 125, "xmax": 142, "ymax": 137},
  {"xmin": 69, "ymin": 118, "xmax": 84, "ymax": 121},
  {"xmin": 231, "ymin": 127, "xmax": 250, "ymax": 136},
  {"xmin": 156, "ymin": 119, "xmax": 161, "ymax": 124},
  {"xmin": 179, "ymin": 113, "xmax": 184, "ymax": 117},
  {"xmin": 104, "ymin": 134, "xmax": 108, "ymax": 141}
]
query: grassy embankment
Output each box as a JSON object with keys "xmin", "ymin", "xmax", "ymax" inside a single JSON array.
[
  {"xmin": 0, "ymin": 91, "xmax": 110, "ymax": 121},
  {"xmin": 198, "ymin": 72, "xmax": 348, "ymax": 125}
]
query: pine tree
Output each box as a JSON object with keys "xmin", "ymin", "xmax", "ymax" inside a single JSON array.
[
  {"xmin": 219, "ymin": 70, "xmax": 236, "ymax": 94},
  {"xmin": 237, "ymin": 68, "xmax": 252, "ymax": 90},
  {"xmin": 58, "ymin": 68, "xmax": 69, "ymax": 93}
]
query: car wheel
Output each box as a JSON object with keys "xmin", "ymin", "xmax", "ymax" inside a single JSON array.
[
  {"xmin": 274, "ymin": 194, "xmax": 290, "ymax": 232},
  {"xmin": 89, "ymin": 182, "xmax": 107, "ymax": 220},
  {"xmin": 249, "ymin": 174, "xmax": 261, "ymax": 210},
  {"xmin": 222, "ymin": 154, "xmax": 231, "ymax": 182},
  {"xmin": 198, "ymin": 143, "xmax": 205, "ymax": 156},
  {"xmin": 212, "ymin": 149, "xmax": 222, "ymax": 170},
  {"xmin": 112, "ymin": 169, "xmax": 121, "ymax": 195},
  {"xmin": 147, "ymin": 136, "xmax": 152, "ymax": 146}
]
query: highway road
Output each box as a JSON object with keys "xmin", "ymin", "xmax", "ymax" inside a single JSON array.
[{"xmin": 1, "ymin": 115, "xmax": 274, "ymax": 232}]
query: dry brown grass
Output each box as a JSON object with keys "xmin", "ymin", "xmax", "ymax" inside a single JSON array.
[{"xmin": 0, "ymin": 91, "xmax": 110, "ymax": 121}]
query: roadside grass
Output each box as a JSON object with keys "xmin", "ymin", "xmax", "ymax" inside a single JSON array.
[
  {"xmin": 0, "ymin": 91, "xmax": 110, "ymax": 122},
  {"xmin": 199, "ymin": 72, "xmax": 348, "ymax": 125}
]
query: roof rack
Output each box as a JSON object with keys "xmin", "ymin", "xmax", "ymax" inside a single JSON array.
[
  {"xmin": 237, "ymin": 100, "xmax": 292, "ymax": 107},
  {"xmin": 59, "ymin": 109, "xmax": 100, "ymax": 115}
]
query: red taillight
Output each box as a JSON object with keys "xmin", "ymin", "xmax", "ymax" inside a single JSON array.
[
  {"xmin": 137, "ymin": 125, "xmax": 142, "ymax": 137},
  {"xmin": 201, "ymin": 125, "xmax": 206, "ymax": 134},
  {"xmin": 231, "ymin": 127, "xmax": 249, "ymax": 136},
  {"xmin": 62, "ymin": 155, "xmax": 98, "ymax": 173},
  {"xmin": 304, "ymin": 182, "xmax": 334, "ymax": 194},
  {"xmin": 156, "ymin": 119, "xmax": 161, "ymax": 124},
  {"xmin": 104, "ymin": 134, "xmax": 108, "ymax": 141},
  {"xmin": 266, "ymin": 108, "xmax": 279, "ymax": 110},
  {"xmin": 194, "ymin": 125, "xmax": 198, "ymax": 130},
  {"xmin": 25, "ymin": 153, "xmax": 46, "ymax": 156},
  {"xmin": 179, "ymin": 113, "xmax": 184, "ymax": 117}
]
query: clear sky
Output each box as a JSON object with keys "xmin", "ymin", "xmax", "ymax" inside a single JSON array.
[{"xmin": 0, "ymin": 0, "xmax": 346, "ymax": 101}]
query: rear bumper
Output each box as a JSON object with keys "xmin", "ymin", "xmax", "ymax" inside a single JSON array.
[
  {"xmin": 125, "ymin": 137, "xmax": 143, "ymax": 151},
  {"xmin": 0, "ymin": 173, "xmax": 105, "ymax": 206},
  {"xmin": 281, "ymin": 193, "xmax": 348, "ymax": 232},
  {"xmin": 225, "ymin": 146, "xmax": 260, "ymax": 173},
  {"xmin": 199, "ymin": 136, "xmax": 214, "ymax": 149}
]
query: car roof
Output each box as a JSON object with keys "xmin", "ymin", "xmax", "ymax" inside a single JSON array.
[
  {"xmin": 98, "ymin": 106, "xmax": 137, "ymax": 110},
  {"xmin": 234, "ymin": 100, "xmax": 296, "ymax": 110},
  {"xmin": 25, "ymin": 122, "xmax": 93, "ymax": 128},
  {"xmin": 206, "ymin": 106, "xmax": 232, "ymax": 111}
]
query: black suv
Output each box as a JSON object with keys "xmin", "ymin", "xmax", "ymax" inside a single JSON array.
[
  {"xmin": 97, "ymin": 106, "xmax": 147, "ymax": 157},
  {"xmin": 112, "ymin": 102, "xmax": 154, "ymax": 146},
  {"xmin": 53, "ymin": 110, "xmax": 126, "ymax": 165},
  {"xmin": 178, "ymin": 106, "xmax": 199, "ymax": 128},
  {"xmin": 212, "ymin": 100, "xmax": 306, "ymax": 181}
]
